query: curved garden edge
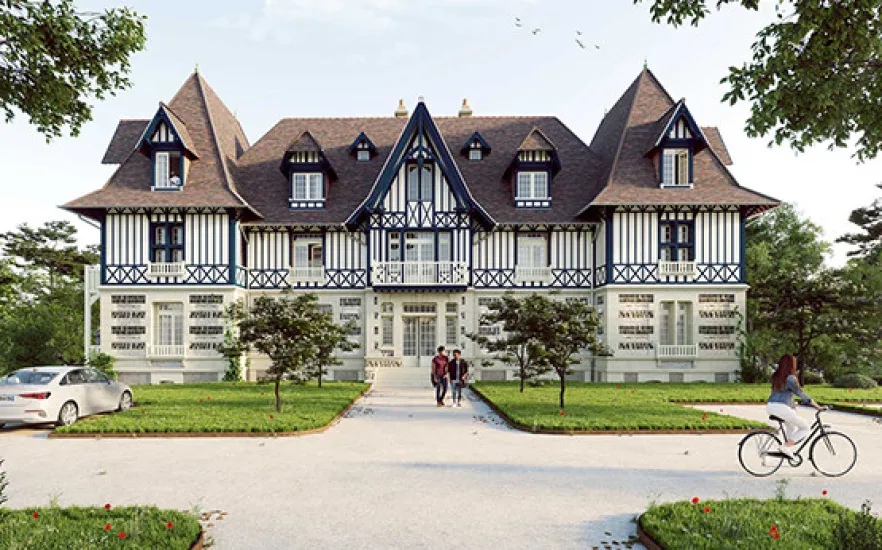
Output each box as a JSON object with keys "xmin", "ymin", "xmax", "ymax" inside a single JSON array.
[
  {"xmin": 191, "ymin": 530, "xmax": 205, "ymax": 550},
  {"xmin": 47, "ymin": 386, "xmax": 372, "ymax": 439},
  {"xmin": 469, "ymin": 386, "xmax": 753, "ymax": 436},
  {"xmin": 636, "ymin": 515, "xmax": 664, "ymax": 550}
]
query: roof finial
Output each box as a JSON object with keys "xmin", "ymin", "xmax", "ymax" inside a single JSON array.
[
  {"xmin": 643, "ymin": 57, "xmax": 648, "ymax": 70},
  {"xmin": 195, "ymin": 63, "xmax": 200, "ymax": 74}
]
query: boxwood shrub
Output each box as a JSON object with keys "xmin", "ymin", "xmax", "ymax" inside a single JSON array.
[{"xmin": 833, "ymin": 373, "xmax": 878, "ymax": 390}]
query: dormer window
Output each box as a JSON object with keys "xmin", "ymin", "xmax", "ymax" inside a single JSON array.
[
  {"xmin": 661, "ymin": 148, "xmax": 690, "ymax": 187},
  {"xmin": 282, "ymin": 131, "xmax": 337, "ymax": 210},
  {"xmin": 469, "ymin": 147, "xmax": 482, "ymax": 161},
  {"xmin": 506, "ymin": 128, "xmax": 559, "ymax": 209},
  {"xmin": 154, "ymin": 151, "xmax": 184, "ymax": 190},
  {"xmin": 461, "ymin": 131, "xmax": 490, "ymax": 161},
  {"xmin": 357, "ymin": 147, "xmax": 371, "ymax": 162},
  {"xmin": 516, "ymin": 171, "xmax": 549, "ymax": 201},
  {"xmin": 292, "ymin": 173, "xmax": 324, "ymax": 201},
  {"xmin": 349, "ymin": 132, "xmax": 377, "ymax": 162}
]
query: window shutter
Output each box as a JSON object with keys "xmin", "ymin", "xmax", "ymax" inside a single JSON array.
[{"xmin": 677, "ymin": 150, "xmax": 689, "ymax": 185}]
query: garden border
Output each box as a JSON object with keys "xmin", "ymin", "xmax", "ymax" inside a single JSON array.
[
  {"xmin": 470, "ymin": 386, "xmax": 754, "ymax": 436},
  {"xmin": 636, "ymin": 515, "xmax": 663, "ymax": 550},
  {"xmin": 191, "ymin": 530, "xmax": 205, "ymax": 550},
  {"xmin": 48, "ymin": 386, "xmax": 371, "ymax": 439}
]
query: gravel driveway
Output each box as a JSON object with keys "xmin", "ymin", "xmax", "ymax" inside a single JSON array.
[{"xmin": 2, "ymin": 388, "xmax": 881, "ymax": 549}]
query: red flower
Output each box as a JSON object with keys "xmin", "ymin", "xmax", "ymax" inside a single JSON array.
[
  {"xmin": 617, "ymin": 384, "xmax": 621, "ymax": 389},
  {"xmin": 770, "ymin": 525, "xmax": 777, "ymax": 532},
  {"xmin": 232, "ymin": 382, "xmax": 237, "ymax": 386},
  {"xmin": 269, "ymin": 415, "xmax": 274, "ymax": 419},
  {"xmin": 104, "ymin": 503, "xmax": 111, "ymax": 510},
  {"xmin": 32, "ymin": 512, "xmax": 38, "ymax": 519},
  {"xmin": 774, "ymin": 532, "xmax": 780, "ymax": 540},
  {"xmin": 691, "ymin": 497, "xmax": 699, "ymax": 505},
  {"xmin": 704, "ymin": 507, "xmax": 710, "ymax": 513},
  {"xmin": 822, "ymin": 490, "xmax": 828, "ymax": 496},
  {"xmin": 849, "ymin": 388, "xmax": 853, "ymax": 392},
  {"xmin": 119, "ymin": 532, "xmax": 126, "ymax": 539},
  {"xmin": 105, "ymin": 524, "xmax": 111, "ymax": 531},
  {"xmin": 199, "ymin": 399, "xmax": 203, "ymax": 403},
  {"xmin": 631, "ymin": 390, "xmax": 635, "ymax": 394},
  {"xmin": 559, "ymin": 410, "xmax": 565, "ymax": 416},
  {"xmin": 701, "ymin": 413, "xmax": 707, "ymax": 420},
  {"xmin": 207, "ymin": 397, "xmax": 211, "ymax": 401},
  {"xmin": 166, "ymin": 521, "xmax": 173, "ymax": 529}
]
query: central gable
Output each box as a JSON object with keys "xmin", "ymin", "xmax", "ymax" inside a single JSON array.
[{"xmin": 345, "ymin": 102, "xmax": 494, "ymax": 229}]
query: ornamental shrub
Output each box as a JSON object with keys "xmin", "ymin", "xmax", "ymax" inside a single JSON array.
[
  {"xmin": 87, "ymin": 352, "xmax": 117, "ymax": 380},
  {"xmin": 802, "ymin": 370, "xmax": 824, "ymax": 385},
  {"xmin": 0, "ymin": 459, "xmax": 8, "ymax": 507},
  {"xmin": 833, "ymin": 373, "xmax": 878, "ymax": 390},
  {"xmin": 833, "ymin": 500, "xmax": 882, "ymax": 550}
]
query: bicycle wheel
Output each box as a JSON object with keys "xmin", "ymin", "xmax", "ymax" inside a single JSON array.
[
  {"xmin": 739, "ymin": 431, "xmax": 785, "ymax": 477},
  {"xmin": 809, "ymin": 431, "xmax": 857, "ymax": 477}
]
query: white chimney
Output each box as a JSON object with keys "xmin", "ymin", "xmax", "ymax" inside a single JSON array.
[
  {"xmin": 394, "ymin": 99, "xmax": 408, "ymax": 118},
  {"xmin": 458, "ymin": 98, "xmax": 473, "ymax": 118}
]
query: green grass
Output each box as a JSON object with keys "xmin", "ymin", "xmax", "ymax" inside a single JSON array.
[
  {"xmin": 640, "ymin": 498, "xmax": 875, "ymax": 549},
  {"xmin": 0, "ymin": 506, "xmax": 201, "ymax": 549},
  {"xmin": 470, "ymin": 382, "xmax": 882, "ymax": 431},
  {"xmin": 55, "ymin": 381, "xmax": 369, "ymax": 434}
]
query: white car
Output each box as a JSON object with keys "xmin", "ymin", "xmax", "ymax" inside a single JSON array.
[{"xmin": 0, "ymin": 366, "xmax": 133, "ymax": 428}]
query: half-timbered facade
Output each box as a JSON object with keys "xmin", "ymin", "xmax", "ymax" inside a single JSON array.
[{"xmin": 65, "ymin": 69, "xmax": 778, "ymax": 385}]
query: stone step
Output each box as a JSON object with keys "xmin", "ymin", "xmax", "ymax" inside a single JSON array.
[{"xmin": 374, "ymin": 368, "xmax": 433, "ymax": 388}]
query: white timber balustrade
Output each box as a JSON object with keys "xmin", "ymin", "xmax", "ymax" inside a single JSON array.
[
  {"xmin": 372, "ymin": 261, "xmax": 468, "ymax": 286},
  {"xmin": 657, "ymin": 261, "xmax": 696, "ymax": 278},
  {"xmin": 657, "ymin": 344, "xmax": 698, "ymax": 358},
  {"xmin": 514, "ymin": 266, "xmax": 553, "ymax": 284},
  {"xmin": 289, "ymin": 266, "xmax": 325, "ymax": 284},
  {"xmin": 147, "ymin": 261, "xmax": 186, "ymax": 278},
  {"xmin": 148, "ymin": 345, "xmax": 186, "ymax": 358}
]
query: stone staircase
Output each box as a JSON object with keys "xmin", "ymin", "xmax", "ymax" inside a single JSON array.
[{"xmin": 374, "ymin": 367, "xmax": 433, "ymax": 389}]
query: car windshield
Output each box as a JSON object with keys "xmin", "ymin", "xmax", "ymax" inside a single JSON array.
[{"xmin": 0, "ymin": 370, "xmax": 59, "ymax": 385}]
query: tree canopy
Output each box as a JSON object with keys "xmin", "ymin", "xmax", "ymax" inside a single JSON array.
[
  {"xmin": 838, "ymin": 183, "xmax": 882, "ymax": 262},
  {"xmin": 635, "ymin": 0, "xmax": 882, "ymax": 161},
  {"xmin": 0, "ymin": 0, "xmax": 147, "ymax": 139}
]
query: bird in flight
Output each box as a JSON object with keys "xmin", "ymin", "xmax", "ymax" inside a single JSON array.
[
  {"xmin": 576, "ymin": 30, "xmax": 582, "ymax": 35},
  {"xmin": 515, "ymin": 17, "xmax": 522, "ymax": 27},
  {"xmin": 532, "ymin": 28, "xmax": 541, "ymax": 35},
  {"xmin": 575, "ymin": 38, "xmax": 585, "ymax": 49}
]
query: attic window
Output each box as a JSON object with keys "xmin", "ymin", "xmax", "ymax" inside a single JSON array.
[
  {"xmin": 154, "ymin": 151, "xmax": 183, "ymax": 190},
  {"xmin": 349, "ymin": 132, "xmax": 377, "ymax": 162},
  {"xmin": 661, "ymin": 148, "xmax": 691, "ymax": 188},
  {"xmin": 357, "ymin": 148, "xmax": 371, "ymax": 162},
  {"xmin": 461, "ymin": 132, "xmax": 490, "ymax": 161},
  {"xmin": 469, "ymin": 142, "xmax": 483, "ymax": 161}
]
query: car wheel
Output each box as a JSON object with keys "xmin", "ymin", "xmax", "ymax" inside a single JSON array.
[
  {"xmin": 118, "ymin": 391, "xmax": 133, "ymax": 412},
  {"xmin": 57, "ymin": 401, "xmax": 79, "ymax": 427},
  {"xmin": 0, "ymin": 424, "xmax": 5, "ymax": 430}
]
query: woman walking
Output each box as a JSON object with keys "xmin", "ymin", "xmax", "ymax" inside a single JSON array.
[{"xmin": 767, "ymin": 355, "xmax": 825, "ymax": 457}]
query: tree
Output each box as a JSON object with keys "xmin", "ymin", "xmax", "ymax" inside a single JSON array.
[
  {"xmin": 533, "ymin": 296, "xmax": 603, "ymax": 409},
  {"xmin": 635, "ymin": 1, "xmax": 882, "ymax": 161},
  {"xmin": 466, "ymin": 293, "xmax": 551, "ymax": 392},
  {"xmin": 0, "ymin": 459, "xmax": 8, "ymax": 507},
  {"xmin": 745, "ymin": 204, "xmax": 840, "ymax": 381},
  {"xmin": 0, "ymin": 221, "xmax": 98, "ymax": 289},
  {"xmin": 838, "ymin": 183, "xmax": 882, "ymax": 263},
  {"xmin": 225, "ymin": 293, "xmax": 321, "ymax": 413},
  {"xmin": 305, "ymin": 307, "xmax": 358, "ymax": 388},
  {"xmin": 218, "ymin": 321, "xmax": 246, "ymax": 382},
  {"xmin": 1, "ymin": 1, "xmax": 146, "ymax": 139}
]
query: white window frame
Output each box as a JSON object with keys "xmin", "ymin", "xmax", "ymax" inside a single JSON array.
[
  {"xmin": 154, "ymin": 303, "xmax": 184, "ymax": 346},
  {"xmin": 292, "ymin": 238, "xmax": 323, "ymax": 269},
  {"xmin": 516, "ymin": 171, "xmax": 549, "ymax": 200},
  {"xmin": 661, "ymin": 148, "xmax": 691, "ymax": 187},
  {"xmin": 517, "ymin": 234, "xmax": 548, "ymax": 268},
  {"xmin": 292, "ymin": 172, "xmax": 324, "ymax": 201},
  {"xmin": 407, "ymin": 164, "xmax": 433, "ymax": 202},
  {"xmin": 469, "ymin": 148, "xmax": 482, "ymax": 161},
  {"xmin": 659, "ymin": 300, "xmax": 692, "ymax": 345},
  {"xmin": 357, "ymin": 149, "xmax": 371, "ymax": 162}
]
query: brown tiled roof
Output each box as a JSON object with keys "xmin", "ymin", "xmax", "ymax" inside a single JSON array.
[
  {"xmin": 159, "ymin": 103, "xmax": 199, "ymax": 158},
  {"xmin": 584, "ymin": 68, "xmax": 778, "ymax": 211},
  {"xmin": 702, "ymin": 126, "xmax": 733, "ymax": 165},
  {"xmin": 235, "ymin": 116, "xmax": 604, "ymax": 225},
  {"xmin": 285, "ymin": 131, "xmax": 323, "ymax": 153},
  {"xmin": 517, "ymin": 127, "xmax": 556, "ymax": 151},
  {"xmin": 63, "ymin": 73, "xmax": 259, "ymax": 219},
  {"xmin": 101, "ymin": 120, "xmax": 148, "ymax": 164}
]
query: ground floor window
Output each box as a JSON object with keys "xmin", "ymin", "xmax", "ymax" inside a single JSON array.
[
  {"xmin": 154, "ymin": 303, "xmax": 183, "ymax": 345},
  {"xmin": 659, "ymin": 301, "xmax": 692, "ymax": 345}
]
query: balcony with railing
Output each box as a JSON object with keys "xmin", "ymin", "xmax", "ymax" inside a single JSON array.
[
  {"xmin": 289, "ymin": 266, "xmax": 326, "ymax": 285},
  {"xmin": 372, "ymin": 261, "xmax": 468, "ymax": 287},
  {"xmin": 657, "ymin": 260, "xmax": 696, "ymax": 279},
  {"xmin": 514, "ymin": 266, "xmax": 553, "ymax": 285},
  {"xmin": 148, "ymin": 345, "xmax": 186, "ymax": 359},
  {"xmin": 656, "ymin": 344, "xmax": 697, "ymax": 358},
  {"xmin": 147, "ymin": 261, "xmax": 187, "ymax": 279}
]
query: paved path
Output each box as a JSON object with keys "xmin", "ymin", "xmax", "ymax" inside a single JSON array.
[{"xmin": 2, "ymin": 390, "xmax": 882, "ymax": 549}]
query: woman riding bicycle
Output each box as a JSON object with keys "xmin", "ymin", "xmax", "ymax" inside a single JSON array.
[{"xmin": 767, "ymin": 355, "xmax": 825, "ymax": 458}]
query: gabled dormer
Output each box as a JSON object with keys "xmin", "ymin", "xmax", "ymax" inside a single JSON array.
[
  {"xmin": 138, "ymin": 104, "xmax": 199, "ymax": 191},
  {"xmin": 505, "ymin": 128, "xmax": 561, "ymax": 208},
  {"xmin": 461, "ymin": 131, "xmax": 490, "ymax": 161},
  {"xmin": 348, "ymin": 132, "xmax": 377, "ymax": 162},
  {"xmin": 646, "ymin": 99, "xmax": 708, "ymax": 189},
  {"xmin": 280, "ymin": 131, "xmax": 337, "ymax": 210}
]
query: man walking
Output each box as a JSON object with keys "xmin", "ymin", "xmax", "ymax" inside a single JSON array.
[
  {"xmin": 431, "ymin": 346, "xmax": 449, "ymax": 407},
  {"xmin": 448, "ymin": 349, "xmax": 469, "ymax": 407}
]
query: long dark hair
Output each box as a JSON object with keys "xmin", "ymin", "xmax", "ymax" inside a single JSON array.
[{"xmin": 771, "ymin": 355, "xmax": 798, "ymax": 392}]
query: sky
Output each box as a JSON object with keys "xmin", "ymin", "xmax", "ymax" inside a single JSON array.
[{"xmin": 1, "ymin": 0, "xmax": 878, "ymax": 266}]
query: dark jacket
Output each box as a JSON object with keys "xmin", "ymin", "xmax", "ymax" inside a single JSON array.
[
  {"xmin": 448, "ymin": 358, "xmax": 469, "ymax": 382},
  {"xmin": 431, "ymin": 355, "xmax": 449, "ymax": 380}
]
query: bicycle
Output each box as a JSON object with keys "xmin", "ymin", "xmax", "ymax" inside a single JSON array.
[{"xmin": 738, "ymin": 407, "xmax": 857, "ymax": 477}]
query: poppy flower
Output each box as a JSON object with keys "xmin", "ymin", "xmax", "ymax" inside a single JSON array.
[
  {"xmin": 166, "ymin": 522, "xmax": 173, "ymax": 529},
  {"xmin": 691, "ymin": 497, "xmax": 699, "ymax": 505},
  {"xmin": 105, "ymin": 524, "xmax": 111, "ymax": 531},
  {"xmin": 199, "ymin": 399, "xmax": 203, "ymax": 403},
  {"xmin": 617, "ymin": 384, "xmax": 621, "ymax": 389},
  {"xmin": 704, "ymin": 507, "xmax": 710, "ymax": 513},
  {"xmin": 770, "ymin": 525, "xmax": 777, "ymax": 532},
  {"xmin": 773, "ymin": 532, "xmax": 780, "ymax": 540},
  {"xmin": 232, "ymin": 382, "xmax": 237, "ymax": 386},
  {"xmin": 631, "ymin": 390, "xmax": 635, "ymax": 394},
  {"xmin": 32, "ymin": 512, "xmax": 38, "ymax": 519},
  {"xmin": 701, "ymin": 413, "xmax": 707, "ymax": 420},
  {"xmin": 269, "ymin": 415, "xmax": 274, "ymax": 419},
  {"xmin": 207, "ymin": 397, "xmax": 211, "ymax": 401},
  {"xmin": 822, "ymin": 490, "xmax": 828, "ymax": 496},
  {"xmin": 104, "ymin": 503, "xmax": 111, "ymax": 510},
  {"xmin": 559, "ymin": 410, "xmax": 565, "ymax": 416},
  {"xmin": 119, "ymin": 532, "xmax": 126, "ymax": 539}
]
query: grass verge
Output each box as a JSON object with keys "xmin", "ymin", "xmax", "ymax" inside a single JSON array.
[
  {"xmin": 55, "ymin": 381, "xmax": 369, "ymax": 434},
  {"xmin": 0, "ymin": 506, "xmax": 201, "ymax": 549},
  {"xmin": 470, "ymin": 382, "xmax": 882, "ymax": 432},
  {"xmin": 640, "ymin": 498, "xmax": 877, "ymax": 549}
]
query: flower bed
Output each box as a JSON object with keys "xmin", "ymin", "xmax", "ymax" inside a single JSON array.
[{"xmin": 0, "ymin": 505, "xmax": 202, "ymax": 549}]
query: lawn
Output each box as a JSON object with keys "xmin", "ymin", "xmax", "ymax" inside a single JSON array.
[
  {"xmin": 640, "ymin": 498, "xmax": 879, "ymax": 549},
  {"xmin": 55, "ymin": 381, "xmax": 369, "ymax": 434},
  {"xmin": 0, "ymin": 506, "xmax": 201, "ymax": 549},
  {"xmin": 470, "ymin": 382, "xmax": 882, "ymax": 432}
]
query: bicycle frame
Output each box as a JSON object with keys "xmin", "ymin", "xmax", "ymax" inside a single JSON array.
[{"xmin": 769, "ymin": 408, "xmax": 831, "ymax": 456}]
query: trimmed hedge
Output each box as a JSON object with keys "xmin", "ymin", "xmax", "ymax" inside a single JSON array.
[{"xmin": 833, "ymin": 373, "xmax": 878, "ymax": 390}]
